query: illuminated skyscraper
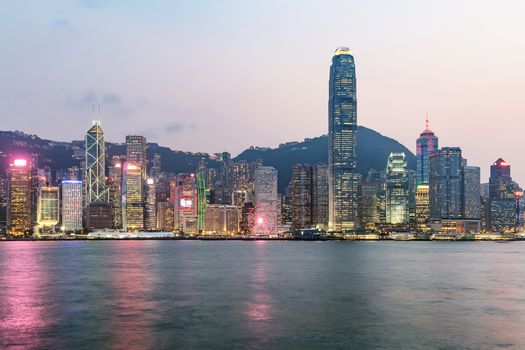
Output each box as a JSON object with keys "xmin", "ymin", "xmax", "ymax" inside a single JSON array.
[
  {"xmin": 489, "ymin": 158, "xmax": 517, "ymax": 231},
  {"xmin": 108, "ymin": 156, "xmax": 124, "ymax": 229},
  {"xmin": 463, "ymin": 166, "xmax": 481, "ymax": 220},
  {"xmin": 85, "ymin": 121, "xmax": 109, "ymax": 204},
  {"xmin": 291, "ymin": 164, "xmax": 313, "ymax": 230},
  {"xmin": 328, "ymin": 47, "xmax": 359, "ymax": 231},
  {"xmin": 253, "ymin": 166, "xmax": 278, "ymax": 235},
  {"xmin": 415, "ymin": 185, "xmax": 430, "ymax": 230},
  {"xmin": 62, "ymin": 180, "xmax": 83, "ymax": 231},
  {"xmin": 385, "ymin": 152, "xmax": 409, "ymax": 224},
  {"xmin": 312, "ymin": 164, "xmax": 329, "ymax": 228},
  {"xmin": 429, "ymin": 147, "xmax": 464, "ymax": 220},
  {"xmin": 174, "ymin": 174, "xmax": 198, "ymax": 235},
  {"xmin": 123, "ymin": 164, "xmax": 144, "ymax": 231},
  {"xmin": 358, "ymin": 180, "xmax": 379, "ymax": 229},
  {"xmin": 7, "ymin": 158, "xmax": 32, "ymax": 235},
  {"xmin": 37, "ymin": 185, "xmax": 60, "ymax": 233},
  {"xmin": 145, "ymin": 178, "xmax": 157, "ymax": 230},
  {"xmin": 416, "ymin": 114, "xmax": 439, "ymax": 186},
  {"xmin": 126, "ymin": 135, "xmax": 147, "ymax": 179}
]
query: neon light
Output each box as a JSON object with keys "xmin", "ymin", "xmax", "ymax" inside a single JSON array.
[
  {"xmin": 13, "ymin": 159, "xmax": 27, "ymax": 167},
  {"xmin": 257, "ymin": 217, "xmax": 264, "ymax": 225},
  {"xmin": 147, "ymin": 178, "xmax": 154, "ymax": 185},
  {"xmin": 127, "ymin": 164, "xmax": 138, "ymax": 170}
]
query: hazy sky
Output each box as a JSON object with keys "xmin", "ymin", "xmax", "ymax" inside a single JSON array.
[{"xmin": 2, "ymin": 0, "xmax": 525, "ymax": 183}]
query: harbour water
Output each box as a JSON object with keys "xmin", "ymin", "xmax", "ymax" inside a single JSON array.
[{"xmin": 0, "ymin": 241, "xmax": 524, "ymax": 349}]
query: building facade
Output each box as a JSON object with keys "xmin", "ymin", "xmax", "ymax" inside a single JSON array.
[
  {"xmin": 62, "ymin": 180, "xmax": 83, "ymax": 231},
  {"xmin": 416, "ymin": 115, "xmax": 438, "ymax": 185},
  {"xmin": 328, "ymin": 47, "xmax": 359, "ymax": 231},
  {"xmin": 253, "ymin": 166, "xmax": 278, "ymax": 235},
  {"xmin": 123, "ymin": 164, "xmax": 144, "ymax": 231},
  {"xmin": 85, "ymin": 121, "xmax": 109, "ymax": 205},
  {"xmin": 385, "ymin": 152, "xmax": 409, "ymax": 224},
  {"xmin": 7, "ymin": 158, "xmax": 32, "ymax": 235}
]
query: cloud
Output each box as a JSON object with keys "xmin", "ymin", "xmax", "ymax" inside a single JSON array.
[
  {"xmin": 50, "ymin": 19, "xmax": 74, "ymax": 32},
  {"xmin": 141, "ymin": 121, "xmax": 197, "ymax": 139},
  {"xmin": 79, "ymin": 0, "xmax": 108, "ymax": 8},
  {"xmin": 64, "ymin": 90, "xmax": 149, "ymax": 117}
]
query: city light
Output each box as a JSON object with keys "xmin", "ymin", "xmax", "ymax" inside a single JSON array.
[
  {"xmin": 257, "ymin": 217, "xmax": 264, "ymax": 225},
  {"xmin": 13, "ymin": 159, "xmax": 27, "ymax": 167}
]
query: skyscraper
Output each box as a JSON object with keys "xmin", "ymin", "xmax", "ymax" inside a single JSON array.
[
  {"xmin": 429, "ymin": 147, "xmax": 464, "ymax": 220},
  {"xmin": 62, "ymin": 180, "xmax": 83, "ymax": 232},
  {"xmin": 488, "ymin": 158, "xmax": 517, "ymax": 231},
  {"xmin": 108, "ymin": 156, "xmax": 124, "ymax": 229},
  {"xmin": 174, "ymin": 173, "xmax": 199, "ymax": 235},
  {"xmin": 36, "ymin": 185, "xmax": 60, "ymax": 233},
  {"xmin": 328, "ymin": 47, "xmax": 359, "ymax": 231},
  {"xmin": 385, "ymin": 152, "xmax": 409, "ymax": 224},
  {"xmin": 253, "ymin": 166, "xmax": 278, "ymax": 235},
  {"xmin": 416, "ymin": 114, "xmax": 438, "ymax": 185},
  {"xmin": 126, "ymin": 135, "xmax": 147, "ymax": 179},
  {"xmin": 463, "ymin": 166, "xmax": 481, "ymax": 219},
  {"xmin": 85, "ymin": 121, "xmax": 109, "ymax": 205},
  {"xmin": 291, "ymin": 164, "xmax": 313, "ymax": 230},
  {"xmin": 7, "ymin": 158, "xmax": 32, "ymax": 235},
  {"xmin": 123, "ymin": 164, "xmax": 144, "ymax": 231},
  {"xmin": 312, "ymin": 164, "xmax": 329, "ymax": 228},
  {"xmin": 145, "ymin": 178, "xmax": 157, "ymax": 231}
]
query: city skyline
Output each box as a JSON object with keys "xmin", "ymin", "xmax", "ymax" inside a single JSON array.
[{"xmin": 2, "ymin": 1, "xmax": 525, "ymax": 185}]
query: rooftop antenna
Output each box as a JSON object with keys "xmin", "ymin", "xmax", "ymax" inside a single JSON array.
[
  {"xmin": 425, "ymin": 112, "xmax": 429, "ymax": 130},
  {"xmin": 98, "ymin": 104, "xmax": 101, "ymax": 124}
]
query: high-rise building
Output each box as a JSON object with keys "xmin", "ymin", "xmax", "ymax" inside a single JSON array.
[
  {"xmin": 429, "ymin": 147, "xmax": 464, "ymax": 220},
  {"xmin": 415, "ymin": 185, "xmax": 430, "ymax": 230},
  {"xmin": 463, "ymin": 166, "xmax": 481, "ymax": 219},
  {"xmin": 358, "ymin": 180, "xmax": 378, "ymax": 228},
  {"xmin": 150, "ymin": 153, "xmax": 161, "ymax": 178},
  {"xmin": 62, "ymin": 180, "xmax": 83, "ymax": 232},
  {"xmin": 126, "ymin": 135, "xmax": 148, "ymax": 179},
  {"xmin": 108, "ymin": 156, "xmax": 124, "ymax": 229},
  {"xmin": 253, "ymin": 166, "xmax": 278, "ymax": 235},
  {"xmin": 7, "ymin": 158, "xmax": 32, "ymax": 235},
  {"xmin": 328, "ymin": 47, "xmax": 359, "ymax": 231},
  {"xmin": 416, "ymin": 115, "xmax": 439, "ymax": 186},
  {"xmin": 145, "ymin": 178, "xmax": 157, "ymax": 230},
  {"xmin": 204, "ymin": 204, "xmax": 239, "ymax": 234},
  {"xmin": 123, "ymin": 164, "xmax": 144, "ymax": 231},
  {"xmin": 36, "ymin": 185, "xmax": 60, "ymax": 233},
  {"xmin": 385, "ymin": 152, "xmax": 409, "ymax": 224},
  {"xmin": 291, "ymin": 164, "xmax": 313, "ymax": 230},
  {"xmin": 312, "ymin": 164, "xmax": 329, "ymax": 228},
  {"xmin": 489, "ymin": 158, "xmax": 517, "ymax": 231},
  {"xmin": 174, "ymin": 174, "xmax": 199, "ymax": 235},
  {"xmin": 85, "ymin": 121, "xmax": 109, "ymax": 205}
]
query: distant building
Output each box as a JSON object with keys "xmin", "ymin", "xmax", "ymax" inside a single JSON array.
[
  {"xmin": 359, "ymin": 180, "xmax": 378, "ymax": 228},
  {"xmin": 415, "ymin": 185, "xmax": 430, "ymax": 230},
  {"xmin": 385, "ymin": 152, "xmax": 409, "ymax": 224},
  {"xmin": 85, "ymin": 121, "xmax": 109, "ymax": 205},
  {"xmin": 488, "ymin": 158, "xmax": 517, "ymax": 231},
  {"xmin": 126, "ymin": 135, "xmax": 147, "ymax": 179},
  {"xmin": 123, "ymin": 164, "xmax": 144, "ymax": 231},
  {"xmin": 108, "ymin": 156, "xmax": 124, "ymax": 229},
  {"xmin": 416, "ymin": 115, "xmax": 438, "ymax": 186},
  {"xmin": 7, "ymin": 158, "xmax": 32, "ymax": 235},
  {"xmin": 62, "ymin": 180, "xmax": 83, "ymax": 232},
  {"xmin": 328, "ymin": 47, "xmax": 359, "ymax": 231},
  {"xmin": 174, "ymin": 174, "xmax": 198, "ymax": 235},
  {"xmin": 291, "ymin": 164, "xmax": 313, "ymax": 230},
  {"xmin": 463, "ymin": 166, "xmax": 481, "ymax": 219},
  {"xmin": 36, "ymin": 185, "xmax": 60, "ymax": 233},
  {"xmin": 85, "ymin": 202, "xmax": 112, "ymax": 230},
  {"xmin": 204, "ymin": 204, "xmax": 239, "ymax": 233},
  {"xmin": 253, "ymin": 166, "xmax": 278, "ymax": 235},
  {"xmin": 312, "ymin": 164, "xmax": 329, "ymax": 228},
  {"xmin": 145, "ymin": 178, "xmax": 157, "ymax": 230},
  {"xmin": 429, "ymin": 147, "xmax": 464, "ymax": 220}
]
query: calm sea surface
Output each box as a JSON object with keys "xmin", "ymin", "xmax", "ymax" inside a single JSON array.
[{"xmin": 0, "ymin": 241, "xmax": 524, "ymax": 349}]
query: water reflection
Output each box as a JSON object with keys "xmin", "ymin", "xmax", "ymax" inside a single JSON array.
[
  {"xmin": 107, "ymin": 241, "xmax": 158, "ymax": 349},
  {"xmin": 0, "ymin": 242, "xmax": 54, "ymax": 348},
  {"xmin": 244, "ymin": 241, "xmax": 276, "ymax": 345}
]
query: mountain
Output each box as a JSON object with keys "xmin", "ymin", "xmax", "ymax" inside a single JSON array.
[
  {"xmin": 235, "ymin": 126, "xmax": 415, "ymax": 192},
  {"xmin": 0, "ymin": 126, "xmax": 415, "ymax": 193}
]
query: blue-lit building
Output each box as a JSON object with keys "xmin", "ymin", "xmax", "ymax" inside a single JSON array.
[
  {"xmin": 429, "ymin": 147, "xmax": 464, "ymax": 220},
  {"xmin": 328, "ymin": 47, "xmax": 359, "ymax": 231},
  {"xmin": 416, "ymin": 115, "xmax": 438, "ymax": 186}
]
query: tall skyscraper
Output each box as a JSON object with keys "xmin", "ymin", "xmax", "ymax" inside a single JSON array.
[
  {"xmin": 174, "ymin": 174, "xmax": 198, "ymax": 235},
  {"xmin": 7, "ymin": 158, "xmax": 32, "ymax": 235},
  {"xmin": 328, "ymin": 47, "xmax": 359, "ymax": 231},
  {"xmin": 463, "ymin": 166, "xmax": 481, "ymax": 219},
  {"xmin": 62, "ymin": 180, "xmax": 83, "ymax": 232},
  {"xmin": 312, "ymin": 164, "xmax": 329, "ymax": 228},
  {"xmin": 145, "ymin": 178, "xmax": 157, "ymax": 231},
  {"xmin": 108, "ymin": 156, "xmax": 124, "ymax": 229},
  {"xmin": 123, "ymin": 164, "xmax": 144, "ymax": 231},
  {"xmin": 385, "ymin": 152, "xmax": 409, "ymax": 224},
  {"xmin": 253, "ymin": 166, "xmax": 278, "ymax": 235},
  {"xmin": 126, "ymin": 135, "xmax": 148, "ymax": 179},
  {"xmin": 416, "ymin": 114, "xmax": 439, "ymax": 185},
  {"xmin": 358, "ymin": 180, "xmax": 379, "ymax": 228},
  {"xmin": 429, "ymin": 147, "xmax": 464, "ymax": 220},
  {"xmin": 291, "ymin": 164, "xmax": 313, "ymax": 230},
  {"xmin": 489, "ymin": 158, "xmax": 517, "ymax": 231},
  {"xmin": 415, "ymin": 185, "xmax": 430, "ymax": 230},
  {"xmin": 36, "ymin": 185, "xmax": 60, "ymax": 233},
  {"xmin": 85, "ymin": 121, "xmax": 109, "ymax": 205}
]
